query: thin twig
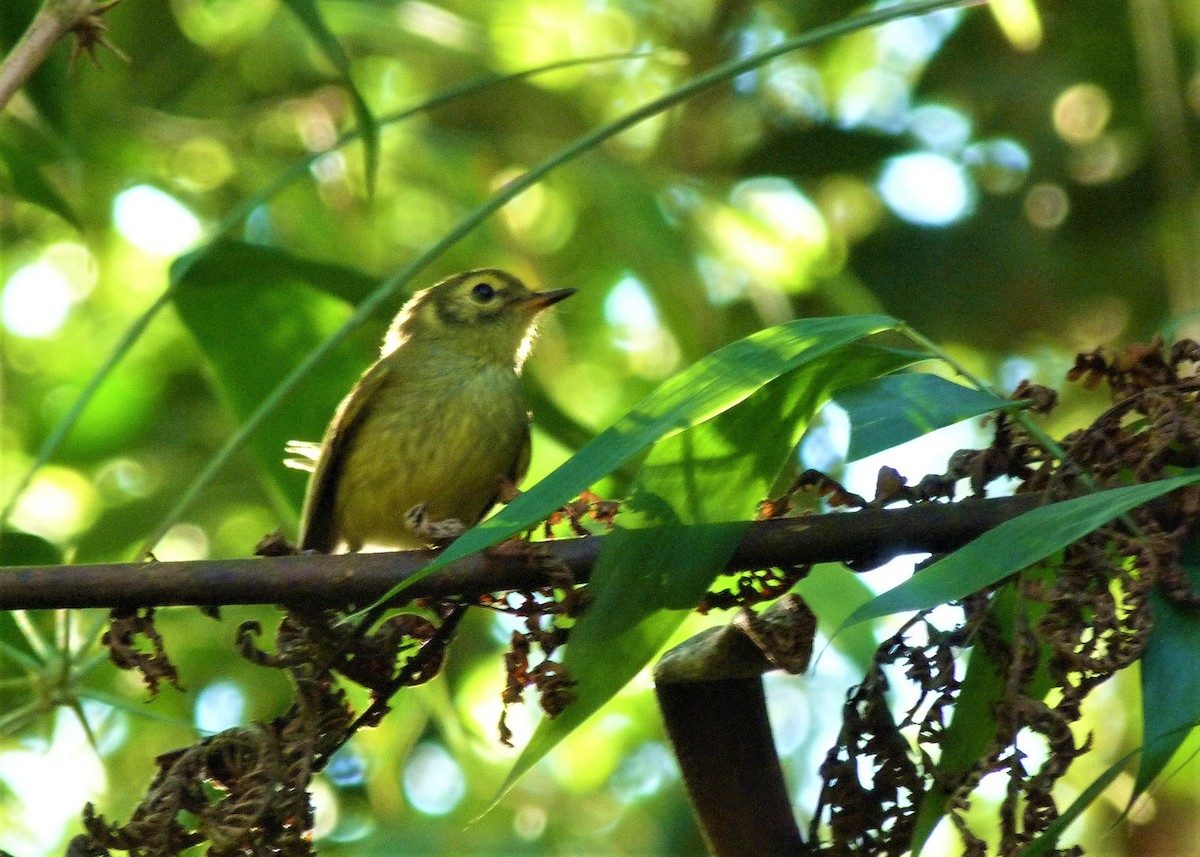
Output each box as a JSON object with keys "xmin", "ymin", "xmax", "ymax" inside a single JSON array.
[{"xmin": 0, "ymin": 0, "xmax": 100, "ymax": 110}]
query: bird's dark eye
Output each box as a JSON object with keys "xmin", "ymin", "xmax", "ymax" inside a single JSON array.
[{"xmin": 471, "ymin": 282, "xmax": 496, "ymax": 302}]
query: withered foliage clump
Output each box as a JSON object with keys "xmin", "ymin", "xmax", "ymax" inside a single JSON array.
[
  {"xmin": 77, "ymin": 514, "xmax": 594, "ymax": 856},
  {"xmin": 806, "ymin": 338, "xmax": 1200, "ymax": 856},
  {"xmin": 102, "ymin": 607, "xmax": 183, "ymax": 697},
  {"xmin": 76, "ymin": 604, "xmax": 464, "ymax": 856}
]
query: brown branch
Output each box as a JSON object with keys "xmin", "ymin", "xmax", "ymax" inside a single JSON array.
[
  {"xmin": 0, "ymin": 495, "xmax": 1042, "ymax": 610},
  {"xmin": 0, "ymin": 0, "xmax": 104, "ymax": 111}
]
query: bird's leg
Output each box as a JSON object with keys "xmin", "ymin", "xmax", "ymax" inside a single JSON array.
[
  {"xmin": 404, "ymin": 502, "xmax": 468, "ymax": 543},
  {"xmin": 495, "ymin": 475, "xmax": 522, "ymax": 504}
]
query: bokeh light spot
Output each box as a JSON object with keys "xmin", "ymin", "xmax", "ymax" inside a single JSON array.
[
  {"xmin": 838, "ymin": 68, "xmax": 910, "ymax": 133},
  {"xmin": 2, "ymin": 262, "xmax": 73, "ymax": 338},
  {"xmin": 154, "ymin": 522, "xmax": 211, "ymax": 561},
  {"xmin": 173, "ymin": 0, "xmax": 276, "ymax": 50},
  {"xmin": 1024, "ymin": 182, "xmax": 1070, "ymax": 229},
  {"xmin": 325, "ymin": 748, "xmax": 367, "ymax": 788},
  {"xmin": 194, "ymin": 680, "xmax": 247, "ymax": 734},
  {"xmin": 988, "ymin": 0, "xmax": 1043, "ymax": 51},
  {"xmin": 112, "ymin": 185, "xmax": 202, "ymax": 255},
  {"xmin": 397, "ymin": 1, "xmax": 479, "ymax": 50},
  {"xmin": 403, "ymin": 742, "xmax": 466, "ymax": 816},
  {"xmin": 1053, "ymin": 83, "xmax": 1111, "ymax": 144},
  {"xmin": 609, "ymin": 741, "xmax": 677, "ymax": 803},
  {"xmin": 604, "ymin": 275, "xmax": 659, "ymax": 350},
  {"xmin": 513, "ymin": 803, "xmax": 548, "ymax": 841},
  {"xmin": 0, "ymin": 709, "xmax": 106, "ymax": 854},
  {"xmin": 703, "ymin": 177, "xmax": 831, "ymax": 289},
  {"xmin": 963, "ymin": 138, "xmax": 1031, "ymax": 194},
  {"xmin": 173, "ymin": 137, "xmax": 235, "ymax": 192},
  {"xmin": 603, "ymin": 274, "xmax": 680, "ymax": 378},
  {"xmin": 908, "ymin": 103, "xmax": 972, "ymax": 153},
  {"xmin": 877, "ymin": 152, "xmax": 973, "ymax": 226},
  {"xmin": 9, "ymin": 467, "xmax": 97, "ymax": 543}
]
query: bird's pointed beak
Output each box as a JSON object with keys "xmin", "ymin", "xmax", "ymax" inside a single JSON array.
[{"xmin": 522, "ymin": 288, "xmax": 576, "ymax": 311}]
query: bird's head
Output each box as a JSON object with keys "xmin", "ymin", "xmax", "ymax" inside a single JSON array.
[{"xmin": 384, "ymin": 269, "xmax": 574, "ymax": 368}]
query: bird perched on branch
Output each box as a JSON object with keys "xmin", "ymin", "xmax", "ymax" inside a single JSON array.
[{"xmin": 287, "ymin": 269, "xmax": 574, "ymax": 553}]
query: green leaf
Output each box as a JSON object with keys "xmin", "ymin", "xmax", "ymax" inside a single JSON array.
[
  {"xmin": 171, "ymin": 240, "xmax": 383, "ymax": 512},
  {"xmin": 1136, "ymin": 534, "xmax": 1200, "ymax": 796},
  {"xmin": 496, "ymin": 338, "xmax": 917, "ymax": 798},
  {"xmin": 793, "ymin": 563, "xmax": 877, "ymax": 674},
  {"xmin": 279, "ymin": 0, "xmax": 380, "ymax": 194},
  {"xmin": 367, "ymin": 314, "xmax": 902, "ymax": 610},
  {"xmin": 834, "ymin": 373, "xmax": 1019, "ymax": 462},
  {"xmin": 843, "ymin": 473, "xmax": 1200, "ymax": 628},
  {"xmin": 0, "ymin": 530, "xmax": 61, "ymax": 566}
]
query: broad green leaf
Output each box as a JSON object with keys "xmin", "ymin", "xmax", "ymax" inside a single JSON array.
[
  {"xmin": 834, "ymin": 373, "xmax": 1019, "ymax": 462},
  {"xmin": 1136, "ymin": 534, "xmax": 1200, "ymax": 796},
  {"xmin": 368, "ymin": 314, "xmax": 901, "ymax": 609},
  {"xmin": 794, "ymin": 563, "xmax": 877, "ymax": 674},
  {"xmin": 843, "ymin": 473, "xmax": 1200, "ymax": 628},
  {"xmin": 280, "ymin": 0, "xmax": 380, "ymax": 194},
  {"xmin": 497, "ymin": 339, "xmax": 916, "ymax": 797},
  {"xmin": 171, "ymin": 241, "xmax": 383, "ymax": 511},
  {"xmin": 0, "ymin": 530, "xmax": 60, "ymax": 566}
]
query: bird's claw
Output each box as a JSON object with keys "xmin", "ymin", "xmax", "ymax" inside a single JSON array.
[{"xmin": 405, "ymin": 503, "xmax": 468, "ymax": 543}]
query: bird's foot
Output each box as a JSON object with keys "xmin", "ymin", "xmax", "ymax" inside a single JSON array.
[
  {"xmin": 405, "ymin": 503, "xmax": 468, "ymax": 543},
  {"xmin": 496, "ymin": 476, "xmax": 522, "ymax": 505}
]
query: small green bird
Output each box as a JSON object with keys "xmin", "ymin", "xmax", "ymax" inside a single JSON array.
[{"xmin": 289, "ymin": 269, "xmax": 574, "ymax": 553}]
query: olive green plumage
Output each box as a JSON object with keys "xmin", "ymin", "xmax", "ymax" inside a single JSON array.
[{"xmin": 294, "ymin": 269, "xmax": 573, "ymax": 553}]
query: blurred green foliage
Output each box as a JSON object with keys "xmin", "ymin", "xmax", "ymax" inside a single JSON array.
[{"xmin": 0, "ymin": 0, "xmax": 1197, "ymax": 855}]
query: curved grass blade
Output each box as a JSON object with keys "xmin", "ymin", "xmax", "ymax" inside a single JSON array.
[
  {"xmin": 1016, "ymin": 747, "xmax": 1138, "ymax": 857},
  {"xmin": 0, "ymin": 51, "xmax": 646, "ymax": 540},
  {"xmin": 842, "ymin": 472, "xmax": 1200, "ymax": 629},
  {"xmin": 1018, "ymin": 714, "xmax": 1200, "ymax": 855},
  {"xmin": 280, "ymin": 0, "xmax": 379, "ymax": 194}
]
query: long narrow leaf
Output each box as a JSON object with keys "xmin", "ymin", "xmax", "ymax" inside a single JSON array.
[
  {"xmin": 843, "ymin": 473, "xmax": 1200, "ymax": 628},
  {"xmin": 834, "ymin": 373, "xmax": 1020, "ymax": 462},
  {"xmin": 363, "ymin": 315, "xmax": 901, "ymax": 611},
  {"xmin": 495, "ymin": 338, "xmax": 916, "ymax": 799},
  {"xmin": 280, "ymin": 0, "xmax": 380, "ymax": 194},
  {"xmin": 1017, "ymin": 748, "xmax": 1139, "ymax": 857},
  {"xmin": 1136, "ymin": 534, "xmax": 1200, "ymax": 796}
]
